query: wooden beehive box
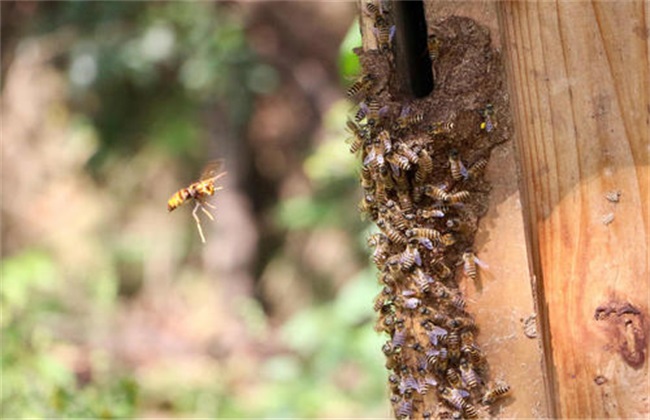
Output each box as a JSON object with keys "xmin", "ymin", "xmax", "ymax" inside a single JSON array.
[{"xmin": 358, "ymin": 1, "xmax": 649, "ymax": 417}]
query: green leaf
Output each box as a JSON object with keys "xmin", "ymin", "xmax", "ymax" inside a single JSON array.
[{"xmin": 338, "ymin": 20, "xmax": 362, "ymax": 82}]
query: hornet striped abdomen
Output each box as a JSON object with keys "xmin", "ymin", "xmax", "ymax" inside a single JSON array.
[
  {"xmin": 167, "ymin": 180, "xmax": 216, "ymax": 212},
  {"xmin": 167, "ymin": 160, "xmax": 226, "ymax": 243}
]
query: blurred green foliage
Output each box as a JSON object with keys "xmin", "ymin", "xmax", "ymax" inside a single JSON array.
[
  {"xmin": 36, "ymin": 2, "xmax": 266, "ymax": 170},
  {"xmin": 338, "ymin": 20, "xmax": 362, "ymax": 83},
  {"xmin": 1, "ymin": 250, "xmax": 137, "ymax": 418},
  {"xmin": 1, "ymin": 2, "xmax": 388, "ymax": 418}
]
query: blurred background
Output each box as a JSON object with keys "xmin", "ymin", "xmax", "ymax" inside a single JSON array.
[{"xmin": 1, "ymin": 2, "xmax": 391, "ymax": 417}]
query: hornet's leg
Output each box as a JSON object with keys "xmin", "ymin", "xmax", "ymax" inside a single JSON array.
[
  {"xmin": 192, "ymin": 202, "xmax": 206, "ymax": 244},
  {"xmin": 198, "ymin": 201, "xmax": 215, "ymax": 221}
]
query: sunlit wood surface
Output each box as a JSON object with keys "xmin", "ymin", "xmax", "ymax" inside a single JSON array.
[{"xmin": 498, "ymin": 1, "xmax": 649, "ymax": 417}]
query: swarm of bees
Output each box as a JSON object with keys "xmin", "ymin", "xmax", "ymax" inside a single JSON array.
[
  {"xmin": 347, "ymin": 4, "xmax": 510, "ymax": 419},
  {"xmin": 167, "ymin": 160, "xmax": 227, "ymax": 243}
]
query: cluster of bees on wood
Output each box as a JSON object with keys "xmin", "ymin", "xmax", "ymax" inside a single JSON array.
[{"xmin": 347, "ymin": 3, "xmax": 510, "ymax": 419}]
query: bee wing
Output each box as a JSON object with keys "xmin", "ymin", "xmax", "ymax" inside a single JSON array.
[
  {"xmin": 419, "ymin": 238, "xmax": 434, "ymax": 250},
  {"xmin": 363, "ymin": 148, "xmax": 376, "ymax": 166},
  {"xmin": 474, "ymin": 256, "xmax": 489, "ymax": 269},
  {"xmin": 414, "ymin": 248, "xmax": 422, "ymax": 266},
  {"xmin": 428, "ymin": 326, "xmax": 448, "ymax": 346},
  {"xmin": 460, "ymin": 160, "xmax": 469, "ymax": 179},
  {"xmin": 200, "ymin": 159, "xmax": 226, "ymax": 181},
  {"xmin": 455, "ymin": 389, "xmax": 471, "ymax": 399}
]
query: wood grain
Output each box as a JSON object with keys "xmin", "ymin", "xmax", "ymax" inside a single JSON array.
[
  {"xmin": 422, "ymin": 2, "xmax": 552, "ymax": 418},
  {"xmin": 358, "ymin": 0, "xmax": 551, "ymax": 417},
  {"xmin": 497, "ymin": 1, "xmax": 649, "ymax": 417}
]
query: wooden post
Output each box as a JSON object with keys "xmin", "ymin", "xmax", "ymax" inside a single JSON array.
[
  {"xmin": 497, "ymin": 1, "xmax": 649, "ymax": 417},
  {"xmin": 421, "ymin": 2, "xmax": 552, "ymax": 418},
  {"xmin": 359, "ymin": 0, "xmax": 648, "ymax": 417}
]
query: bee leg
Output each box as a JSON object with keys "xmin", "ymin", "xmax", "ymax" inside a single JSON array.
[{"xmin": 192, "ymin": 202, "xmax": 206, "ymax": 243}]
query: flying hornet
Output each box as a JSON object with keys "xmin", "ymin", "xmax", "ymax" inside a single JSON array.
[{"xmin": 168, "ymin": 160, "xmax": 227, "ymax": 243}]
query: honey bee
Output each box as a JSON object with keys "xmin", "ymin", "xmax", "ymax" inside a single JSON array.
[
  {"xmin": 450, "ymin": 294, "xmax": 466, "ymax": 311},
  {"xmin": 433, "ymin": 260, "xmax": 453, "ymax": 279},
  {"xmin": 373, "ymin": 21, "xmax": 396, "ymax": 53},
  {"xmin": 437, "ymin": 408, "xmax": 462, "ymax": 420},
  {"xmin": 366, "ymin": 2, "xmax": 383, "ymax": 19},
  {"xmin": 168, "ymin": 160, "xmax": 226, "ymax": 243},
  {"xmin": 382, "ymin": 341, "xmax": 395, "ymax": 356},
  {"xmin": 445, "ymin": 368, "xmax": 463, "ymax": 389},
  {"xmin": 360, "ymin": 165, "xmax": 374, "ymax": 189},
  {"xmin": 415, "ymin": 148, "xmax": 433, "ymax": 184},
  {"xmin": 391, "ymin": 328, "xmax": 407, "ymax": 349},
  {"xmin": 426, "ymin": 348, "xmax": 449, "ymax": 372},
  {"xmin": 411, "ymin": 268, "xmax": 432, "ymax": 294},
  {"xmin": 388, "ymin": 373, "xmax": 400, "ymax": 392},
  {"xmin": 363, "ymin": 138, "xmax": 385, "ymax": 169},
  {"xmin": 354, "ymin": 105, "xmax": 367, "ymax": 122},
  {"xmin": 459, "ymin": 359, "xmax": 480, "ymax": 389},
  {"xmin": 403, "ymin": 297, "xmax": 421, "ymax": 310},
  {"xmin": 431, "ymin": 281, "xmax": 452, "ymax": 300},
  {"xmin": 439, "ymin": 386, "xmax": 470, "ymax": 411},
  {"xmin": 462, "ymin": 349, "xmax": 484, "ymax": 372},
  {"xmin": 373, "ymin": 295, "xmax": 394, "ymax": 313},
  {"xmin": 361, "ymin": 99, "xmax": 389, "ymax": 127},
  {"xmin": 378, "ymin": 219, "xmax": 407, "ymax": 245},
  {"xmin": 427, "ymin": 34, "xmax": 441, "ymax": 61},
  {"xmin": 399, "ymin": 239, "xmax": 422, "ymax": 271},
  {"xmin": 480, "ymin": 103, "xmax": 497, "ymax": 133},
  {"xmin": 374, "ymin": 178, "xmax": 388, "ymax": 203},
  {"xmin": 394, "ymin": 400, "xmax": 413, "ymax": 419},
  {"xmin": 427, "ymin": 325, "xmax": 449, "ymax": 347},
  {"xmin": 387, "ymin": 151, "xmax": 412, "ymax": 172},
  {"xmin": 346, "ymin": 73, "xmax": 375, "ymax": 99},
  {"xmin": 446, "ymin": 334, "xmax": 461, "ymax": 362},
  {"xmin": 407, "ymin": 227, "xmax": 442, "ymax": 243},
  {"xmin": 440, "ymin": 233, "xmax": 456, "ymax": 247},
  {"xmin": 482, "ymin": 383, "xmax": 511, "ymax": 405},
  {"xmin": 345, "ymin": 119, "xmax": 366, "ymax": 154},
  {"xmin": 467, "ymin": 158, "xmax": 488, "ymax": 179},
  {"xmin": 428, "ymin": 120, "xmax": 455, "ymax": 136},
  {"xmin": 418, "ymin": 208, "xmax": 445, "ymax": 219},
  {"xmin": 396, "ymin": 189, "xmax": 413, "ymax": 214},
  {"xmin": 460, "ymin": 328, "xmax": 475, "ymax": 343},
  {"xmin": 378, "ymin": 163, "xmax": 395, "ymax": 189},
  {"xmin": 462, "ymin": 251, "xmax": 489, "ymax": 280},
  {"xmin": 400, "ymin": 375, "xmax": 425, "ymax": 395},
  {"xmin": 448, "ymin": 149, "xmax": 469, "ymax": 181},
  {"xmin": 368, "ymin": 233, "xmax": 390, "ymax": 265},
  {"xmin": 396, "ymin": 143, "xmax": 419, "ymax": 164},
  {"xmin": 377, "ymin": 129, "xmax": 393, "ymax": 154},
  {"xmin": 412, "ymin": 185, "xmax": 425, "ymax": 203},
  {"xmin": 358, "ymin": 193, "xmax": 377, "ymax": 219},
  {"xmin": 395, "ymin": 106, "xmax": 424, "ymax": 131},
  {"xmin": 463, "ymin": 403, "xmax": 479, "ymax": 418},
  {"xmin": 424, "ymin": 185, "xmax": 449, "ymax": 201},
  {"xmin": 386, "ymin": 201, "xmax": 413, "ymax": 230},
  {"xmin": 446, "ymin": 190, "xmax": 470, "ymax": 204}
]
